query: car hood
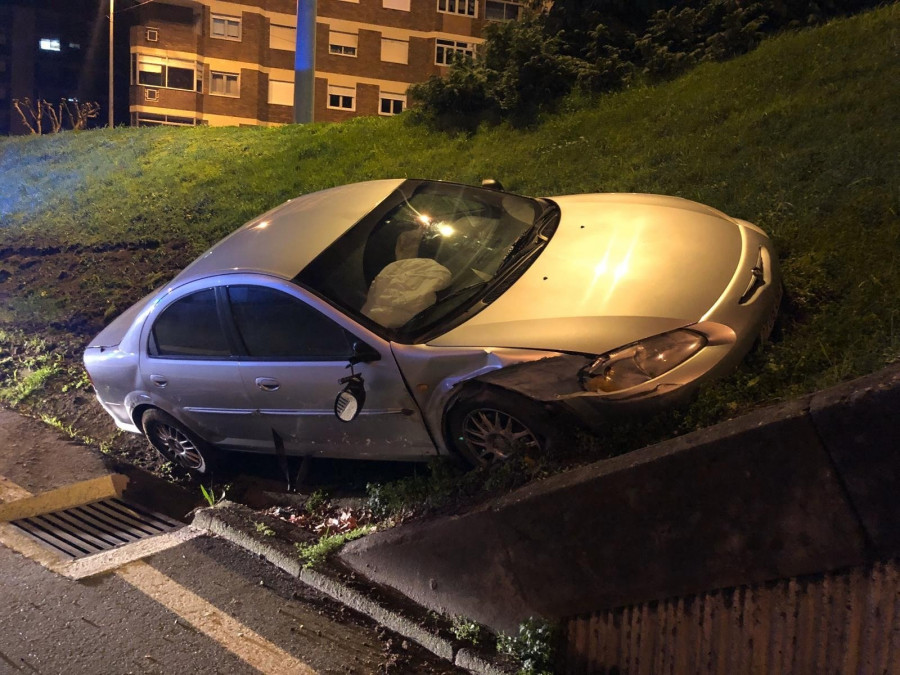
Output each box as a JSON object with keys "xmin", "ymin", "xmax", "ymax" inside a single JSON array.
[{"xmin": 429, "ymin": 193, "xmax": 744, "ymax": 354}]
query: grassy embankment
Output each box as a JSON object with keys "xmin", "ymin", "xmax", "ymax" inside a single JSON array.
[{"xmin": 0, "ymin": 6, "xmax": 897, "ymax": 488}]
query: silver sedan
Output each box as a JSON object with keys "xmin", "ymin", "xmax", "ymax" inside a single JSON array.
[{"xmin": 84, "ymin": 179, "xmax": 781, "ymax": 472}]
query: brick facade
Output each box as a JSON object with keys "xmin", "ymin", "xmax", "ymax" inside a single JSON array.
[{"xmin": 128, "ymin": 0, "xmax": 519, "ymax": 128}]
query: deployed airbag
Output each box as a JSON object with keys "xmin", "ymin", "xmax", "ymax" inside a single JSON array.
[{"xmin": 362, "ymin": 258, "xmax": 452, "ymax": 328}]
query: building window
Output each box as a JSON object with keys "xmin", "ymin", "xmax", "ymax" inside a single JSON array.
[
  {"xmin": 144, "ymin": 88, "xmax": 159, "ymax": 101},
  {"xmin": 146, "ymin": 28, "xmax": 159, "ymax": 42},
  {"xmin": 327, "ymin": 84, "xmax": 355, "ymax": 111},
  {"xmin": 328, "ymin": 30, "xmax": 358, "ymax": 57},
  {"xmin": 270, "ymin": 24, "xmax": 296, "ymax": 51},
  {"xmin": 381, "ymin": 38, "xmax": 408, "ymax": 65},
  {"xmin": 210, "ymin": 71, "xmax": 240, "ymax": 97},
  {"xmin": 268, "ymin": 80, "xmax": 293, "ymax": 106},
  {"xmin": 383, "ymin": 0, "xmax": 410, "ymax": 9},
  {"xmin": 435, "ymin": 39, "xmax": 474, "ymax": 66},
  {"xmin": 437, "ymin": 0, "xmax": 476, "ymax": 17},
  {"xmin": 485, "ymin": 1, "xmax": 521, "ymax": 21},
  {"xmin": 133, "ymin": 112, "xmax": 199, "ymax": 127},
  {"xmin": 379, "ymin": 92, "xmax": 405, "ymax": 116},
  {"xmin": 211, "ymin": 14, "xmax": 241, "ymax": 41},
  {"xmin": 39, "ymin": 38, "xmax": 61, "ymax": 52},
  {"xmin": 133, "ymin": 54, "xmax": 202, "ymax": 92}
]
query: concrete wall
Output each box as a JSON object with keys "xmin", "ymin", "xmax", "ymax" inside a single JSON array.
[
  {"xmin": 564, "ymin": 559, "xmax": 900, "ymax": 674},
  {"xmin": 339, "ymin": 364, "xmax": 900, "ymax": 634}
]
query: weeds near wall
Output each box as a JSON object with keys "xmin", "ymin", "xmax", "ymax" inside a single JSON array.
[
  {"xmin": 295, "ymin": 526, "xmax": 375, "ymax": 569},
  {"xmin": 497, "ymin": 617, "xmax": 559, "ymax": 675}
]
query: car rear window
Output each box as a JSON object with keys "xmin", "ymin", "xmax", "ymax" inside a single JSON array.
[{"xmin": 150, "ymin": 289, "xmax": 231, "ymax": 358}]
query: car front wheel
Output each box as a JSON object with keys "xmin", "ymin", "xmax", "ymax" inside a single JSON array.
[
  {"xmin": 446, "ymin": 389, "xmax": 561, "ymax": 467},
  {"xmin": 142, "ymin": 409, "xmax": 215, "ymax": 474}
]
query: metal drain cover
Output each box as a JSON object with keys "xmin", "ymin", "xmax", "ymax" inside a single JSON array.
[{"xmin": 9, "ymin": 498, "xmax": 182, "ymax": 559}]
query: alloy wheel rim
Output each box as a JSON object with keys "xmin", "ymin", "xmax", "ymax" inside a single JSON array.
[
  {"xmin": 461, "ymin": 408, "xmax": 540, "ymax": 462},
  {"xmin": 154, "ymin": 424, "xmax": 205, "ymax": 471}
]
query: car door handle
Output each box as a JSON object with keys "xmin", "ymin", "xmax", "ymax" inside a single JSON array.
[
  {"xmin": 150, "ymin": 375, "xmax": 168, "ymax": 388},
  {"xmin": 255, "ymin": 377, "xmax": 281, "ymax": 392}
]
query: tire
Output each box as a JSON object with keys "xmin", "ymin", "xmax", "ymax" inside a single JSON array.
[
  {"xmin": 445, "ymin": 388, "xmax": 562, "ymax": 467},
  {"xmin": 142, "ymin": 409, "xmax": 216, "ymax": 475}
]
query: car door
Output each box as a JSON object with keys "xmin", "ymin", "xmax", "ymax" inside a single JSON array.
[
  {"xmin": 140, "ymin": 286, "xmax": 260, "ymax": 450},
  {"xmin": 225, "ymin": 283, "xmax": 436, "ymax": 459}
]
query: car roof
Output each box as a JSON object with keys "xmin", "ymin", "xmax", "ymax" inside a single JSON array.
[{"xmin": 171, "ymin": 179, "xmax": 405, "ymax": 285}]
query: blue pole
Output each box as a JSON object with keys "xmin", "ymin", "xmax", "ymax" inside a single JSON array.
[{"xmin": 294, "ymin": 0, "xmax": 316, "ymax": 123}]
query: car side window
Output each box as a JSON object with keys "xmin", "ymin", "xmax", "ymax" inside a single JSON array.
[
  {"xmin": 226, "ymin": 286, "xmax": 354, "ymax": 360},
  {"xmin": 150, "ymin": 289, "xmax": 231, "ymax": 358}
]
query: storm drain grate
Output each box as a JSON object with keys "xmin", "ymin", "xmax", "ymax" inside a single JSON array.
[{"xmin": 9, "ymin": 498, "xmax": 182, "ymax": 560}]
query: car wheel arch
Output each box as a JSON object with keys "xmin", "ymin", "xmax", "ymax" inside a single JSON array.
[
  {"xmin": 131, "ymin": 403, "xmax": 155, "ymax": 430},
  {"xmin": 442, "ymin": 381, "xmax": 565, "ymax": 466}
]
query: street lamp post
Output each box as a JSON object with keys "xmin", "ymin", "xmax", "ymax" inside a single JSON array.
[{"xmin": 108, "ymin": 0, "xmax": 114, "ymax": 127}]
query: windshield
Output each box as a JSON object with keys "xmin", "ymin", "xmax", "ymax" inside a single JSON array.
[{"xmin": 296, "ymin": 180, "xmax": 552, "ymax": 341}]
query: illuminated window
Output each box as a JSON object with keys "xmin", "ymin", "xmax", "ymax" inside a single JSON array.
[
  {"xmin": 39, "ymin": 38, "xmax": 61, "ymax": 52},
  {"xmin": 270, "ymin": 24, "xmax": 295, "ymax": 51},
  {"xmin": 435, "ymin": 39, "xmax": 474, "ymax": 66},
  {"xmin": 381, "ymin": 38, "xmax": 408, "ymax": 64},
  {"xmin": 268, "ymin": 80, "xmax": 293, "ymax": 106},
  {"xmin": 133, "ymin": 54, "xmax": 202, "ymax": 92},
  {"xmin": 211, "ymin": 14, "xmax": 241, "ymax": 41},
  {"xmin": 133, "ymin": 112, "xmax": 199, "ymax": 127},
  {"xmin": 379, "ymin": 92, "xmax": 405, "ymax": 116},
  {"xmin": 327, "ymin": 84, "xmax": 355, "ymax": 111},
  {"xmin": 329, "ymin": 30, "xmax": 358, "ymax": 57},
  {"xmin": 437, "ymin": 0, "xmax": 476, "ymax": 17},
  {"xmin": 210, "ymin": 71, "xmax": 240, "ymax": 97}
]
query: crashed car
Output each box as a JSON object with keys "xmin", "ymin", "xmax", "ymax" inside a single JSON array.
[{"xmin": 84, "ymin": 179, "xmax": 781, "ymax": 472}]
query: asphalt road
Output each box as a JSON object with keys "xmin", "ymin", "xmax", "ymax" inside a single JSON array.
[{"xmin": 0, "ymin": 410, "xmax": 461, "ymax": 674}]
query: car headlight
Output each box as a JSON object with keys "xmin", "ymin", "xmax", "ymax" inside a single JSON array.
[{"xmin": 579, "ymin": 329, "xmax": 707, "ymax": 393}]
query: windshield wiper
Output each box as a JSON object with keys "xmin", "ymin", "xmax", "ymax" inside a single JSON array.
[{"xmin": 496, "ymin": 203, "xmax": 558, "ymax": 274}]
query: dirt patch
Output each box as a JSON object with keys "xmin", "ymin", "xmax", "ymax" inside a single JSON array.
[
  {"xmin": 0, "ymin": 238, "xmax": 199, "ymax": 480},
  {"xmin": 0, "ymin": 239, "xmax": 195, "ymax": 337}
]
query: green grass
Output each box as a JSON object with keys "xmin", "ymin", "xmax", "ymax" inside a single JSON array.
[
  {"xmin": 0, "ymin": 6, "xmax": 897, "ymax": 489},
  {"xmin": 295, "ymin": 526, "xmax": 375, "ymax": 569}
]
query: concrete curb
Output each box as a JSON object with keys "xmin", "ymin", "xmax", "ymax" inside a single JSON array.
[{"xmin": 192, "ymin": 501, "xmax": 515, "ymax": 675}]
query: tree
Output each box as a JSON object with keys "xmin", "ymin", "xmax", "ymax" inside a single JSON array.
[{"xmin": 12, "ymin": 98, "xmax": 101, "ymax": 135}]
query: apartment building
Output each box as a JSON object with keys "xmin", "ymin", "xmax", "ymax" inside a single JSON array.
[{"xmin": 128, "ymin": 0, "xmax": 521, "ymax": 127}]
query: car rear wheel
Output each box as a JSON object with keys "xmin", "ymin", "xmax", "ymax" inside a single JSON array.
[
  {"xmin": 446, "ymin": 389, "xmax": 561, "ymax": 467},
  {"xmin": 142, "ymin": 409, "xmax": 215, "ymax": 475}
]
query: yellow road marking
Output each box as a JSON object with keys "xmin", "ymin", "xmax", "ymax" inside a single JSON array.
[
  {"xmin": 0, "ymin": 472, "xmax": 316, "ymax": 674},
  {"xmin": 116, "ymin": 560, "xmax": 317, "ymax": 675},
  {"xmin": 0, "ymin": 521, "xmax": 69, "ymax": 572},
  {"xmin": 0, "ymin": 474, "xmax": 127, "ymax": 522}
]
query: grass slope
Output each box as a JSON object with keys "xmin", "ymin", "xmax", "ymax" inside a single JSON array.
[{"xmin": 0, "ymin": 5, "xmax": 897, "ymax": 471}]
